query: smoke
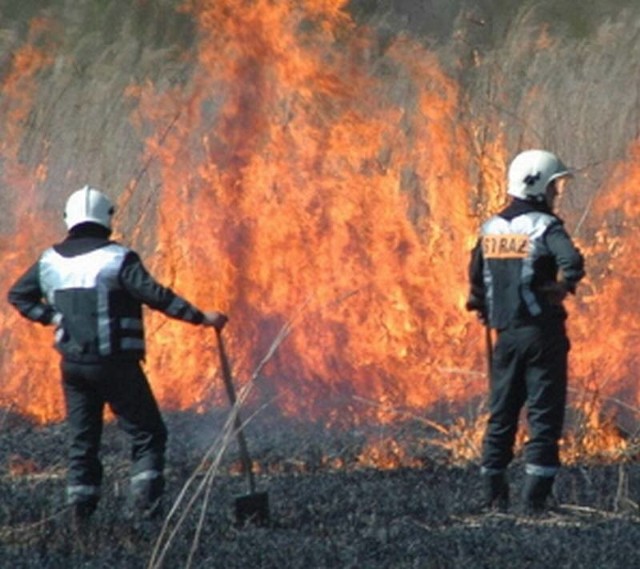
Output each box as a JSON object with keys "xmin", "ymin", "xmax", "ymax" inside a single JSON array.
[
  {"xmin": 3, "ymin": 0, "xmax": 640, "ymax": 425},
  {"xmin": 2, "ymin": 0, "xmax": 639, "ymax": 231}
]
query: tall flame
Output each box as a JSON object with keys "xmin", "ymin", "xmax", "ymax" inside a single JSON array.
[
  {"xmin": 123, "ymin": 0, "xmax": 488, "ymax": 424},
  {"xmin": 0, "ymin": 1, "xmax": 636, "ymax": 463},
  {"xmin": 1, "ymin": 18, "xmax": 59, "ymax": 421},
  {"xmin": 570, "ymin": 141, "xmax": 640, "ymax": 420}
]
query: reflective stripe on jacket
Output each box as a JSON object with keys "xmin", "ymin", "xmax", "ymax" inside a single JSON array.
[
  {"xmin": 39, "ymin": 243, "xmax": 146, "ymax": 359},
  {"xmin": 478, "ymin": 208, "xmax": 584, "ymax": 330},
  {"xmin": 8, "ymin": 230, "xmax": 206, "ymax": 363}
]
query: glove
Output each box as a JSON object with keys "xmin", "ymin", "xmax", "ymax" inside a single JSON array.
[
  {"xmin": 465, "ymin": 296, "xmax": 487, "ymax": 324},
  {"xmin": 539, "ymin": 282, "xmax": 570, "ymax": 306},
  {"xmin": 202, "ymin": 311, "xmax": 228, "ymax": 331}
]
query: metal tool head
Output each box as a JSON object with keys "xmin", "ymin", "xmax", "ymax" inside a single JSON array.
[{"xmin": 235, "ymin": 491, "xmax": 270, "ymax": 527}]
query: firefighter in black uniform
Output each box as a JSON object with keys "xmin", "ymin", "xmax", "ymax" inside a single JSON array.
[
  {"xmin": 8, "ymin": 185, "xmax": 228, "ymax": 521},
  {"xmin": 466, "ymin": 150, "xmax": 585, "ymax": 514}
]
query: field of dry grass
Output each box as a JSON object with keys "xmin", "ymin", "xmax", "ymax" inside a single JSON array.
[
  {"xmin": 3, "ymin": 2, "xmax": 640, "ymax": 566},
  {"xmin": 2, "ymin": 410, "xmax": 640, "ymax": 568}
]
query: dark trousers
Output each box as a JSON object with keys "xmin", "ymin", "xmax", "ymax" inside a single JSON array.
[
  {"xmin": 61, "ymin": 359, "xmax": 167, "ymax": 507},
  {"xmin": 481, "ymin": 322, "xmax": 569, "ymax": 473}
]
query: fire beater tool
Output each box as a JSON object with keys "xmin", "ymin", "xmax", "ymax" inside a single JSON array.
[{"xmin": 215, "ymin": 328, "xmax": 270, "ymax": 526}]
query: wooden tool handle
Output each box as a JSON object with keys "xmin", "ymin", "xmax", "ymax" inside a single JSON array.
[{"xmin": 215, "ymin": 329, "xmax": 256, "ymax": 493}]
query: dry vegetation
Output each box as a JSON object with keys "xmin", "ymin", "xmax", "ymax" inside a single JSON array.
[
  {"xmin": 3, "ymin": 1, "xmax": 640, "ymax": 567},
  {"xmin": 2, "ymin": 408, "xmax": 640, "ymax": 568}
]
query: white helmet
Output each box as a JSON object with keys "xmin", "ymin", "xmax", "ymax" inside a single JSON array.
[
  {"xmin": 64, "ymin": 185, "xmax": 115, "ymax": 230},
  {"xmin": 507, "ymin": 150, "xmax": 571, "ymax": 202}
]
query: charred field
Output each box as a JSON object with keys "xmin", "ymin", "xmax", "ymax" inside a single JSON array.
[
  {"xmin": 4, "ymin": 1, "xmax": 640, "ymax": 566},
  {"xmin": 2, "ymin": 410, "xmax": 640, "ymax": 569}
]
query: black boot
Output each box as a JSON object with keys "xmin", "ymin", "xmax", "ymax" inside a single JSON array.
[
  {"xmin": 522, "ymin": 474, "xmax": 554, "ymax": 515},
  {"xmin": 483, "ymin": 472, "xmax": 509, "ymax": 512},
  {"xmin": 128, "ymin": 474, "xmax": 165, "ymax": 521},
  {"xmin": 69, "ymin": 498, "xmax": 98, "ymax": 533}
]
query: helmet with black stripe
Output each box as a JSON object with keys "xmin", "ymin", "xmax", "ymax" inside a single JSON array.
[
  {"xmin": 64, "ymin": 185, "xmax": 115, "ymax": 231},
  {"xmin": 507, "ymin": 150, "xmax": 571, "ymax": 202}
]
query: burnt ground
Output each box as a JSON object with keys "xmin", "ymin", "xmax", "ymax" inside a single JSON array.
[{"xmin": 1, "ymin": 410, "xmax": 640, "ymax": 568}]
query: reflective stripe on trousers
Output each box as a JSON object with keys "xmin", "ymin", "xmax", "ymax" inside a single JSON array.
[{"xmin": 67, "ymin": 484, "xmax": 100, "ymax": 505}]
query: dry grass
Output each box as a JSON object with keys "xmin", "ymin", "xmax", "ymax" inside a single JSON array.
[{"xmin": 2, "ymin": 406, "xmax": 640, "ymax": 569}]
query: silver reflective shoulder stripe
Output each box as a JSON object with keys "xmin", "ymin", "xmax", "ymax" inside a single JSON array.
[
  {"xmin": 39, "ymin": 248, "xmax": 66, "ymax": 305},
  {"xmin": 40, "ymin": 245, "xmax": 126, "ymax": 295},
  {"xmin": 40, "ymin": 244, "xmax": 131, "ymax": 356},
  {"xmin": 39, "ymin": 245, "xmax": 129, "ymax": 296}
]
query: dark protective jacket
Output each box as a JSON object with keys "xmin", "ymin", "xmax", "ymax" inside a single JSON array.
[
  {"xmin": 8, "ymin": 224, "xmax": 205, "ymax": 362},
  {"xmin": 467, "ymin": 199, "xmax": 585, "ymax": 330}
]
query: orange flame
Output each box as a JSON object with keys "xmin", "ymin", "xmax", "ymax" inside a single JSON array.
[
  {"xmin": 1, "ymin": 19, "xmax": 59, "ymax": 423},
  {"xmin": 0, "ymin": 3, "xmax": 634, "ymax": 463},
  {"xmin": 119, "ymin": 0, "xmax": 487, "ymax": 425}
]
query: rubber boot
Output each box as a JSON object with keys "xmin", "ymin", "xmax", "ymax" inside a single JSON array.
[
  {"xmin": 483, "ymin": 471, "xmax": 509, "ymax": 512},
  {"xmin": 522, "ymin": 474, "xmax": 554, "ymax": 515},
  {"xmin": 69, "ymin": 498, "xmax": 98, "ymax": 533},
  {"xmin": 128, "ymin": 474, "xmax": 165, "ymax": 521},
  {"xmin": 73, "ymin": 500, "xmax": 97, "ymax": 519}
]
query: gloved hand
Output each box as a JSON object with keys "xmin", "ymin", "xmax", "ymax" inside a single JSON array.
[
  {"xmin": 465, "ymin": 296, "xmax": 487, "ymax": 324},
  {"xmin": 202, "ymin": 311, "xmax": 228, "ymax": 331},
  {"xmin": 539, "ymin": 282, "xmax": 570, "ymax": 306}
]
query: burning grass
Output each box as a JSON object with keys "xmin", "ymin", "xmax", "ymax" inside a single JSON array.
[{"xmin": 2, "ymin": 407, "xmax": 640, "ymax": 568}]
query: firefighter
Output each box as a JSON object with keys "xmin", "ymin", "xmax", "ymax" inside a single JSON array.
[
  {"xmin": 7, "ymin": 185, "xmax": 228, "ymax": 522},
  {"xmin": 466, "ymin": 149, "xmax": 585, "ymax": 515}
]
